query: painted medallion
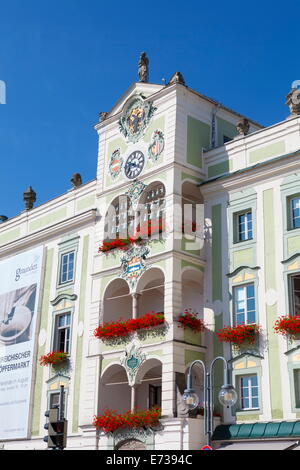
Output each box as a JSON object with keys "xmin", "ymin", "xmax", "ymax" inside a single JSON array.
[
  {"xmin": 109, "ymin": 149, "xmax": 123, "ymax": 179},
  {"xmin": 148, "ymin": 130, "xmax": 164, "ymax": 162}
]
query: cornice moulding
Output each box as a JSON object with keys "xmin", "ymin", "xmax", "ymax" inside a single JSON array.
[
  {"xmin": 0, "ymin": 209, "xmax": 97, "ymax": 257},
  {"xmin": 201, "ymin": 153, "xmax": 300, "ymax": 196}
]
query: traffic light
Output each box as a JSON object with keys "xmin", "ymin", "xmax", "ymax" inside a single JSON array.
[{"xmin": 44, "ymin": 407, "xmax": 68, "ymax": 450}]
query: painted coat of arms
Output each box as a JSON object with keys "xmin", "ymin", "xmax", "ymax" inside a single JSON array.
[
  {"xmin": 109, "ymin": 149, "xmax": 123, "ymax": 179},
  {"xmin": 119, "ymin": 95, "xmax": 156, "ymax": 143},
  {"xmin": 120, "ymin": 245, "xmax": 150, "ymax": 289},
  {"xmin": 148, "ymin": 130, "xmax": 164, "ymax": 162}
]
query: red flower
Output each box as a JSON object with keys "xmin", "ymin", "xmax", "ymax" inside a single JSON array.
[
  {"xmin": 274, "ymin": 315, "xmax": 300, "ymax": 337},
  {"xmin": 177, "ymin": 309, "xmax": 204, "ymax": 333},
  {"xmin": 216, "ymin": 324, "xmax": 261, "ymax": 345},
  {"xmin": 93, "ymin": 407, "xmax": 161, "ymax": 434},
  {"xmin": 39, "ymin": 351, "xmax": 68, "ymax": 366},
  {"xmin": 94, "ymin": 312, "xmax": 165, "ymax": 340}
]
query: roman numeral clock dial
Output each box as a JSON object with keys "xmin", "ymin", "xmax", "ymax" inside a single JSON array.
[{"xmin": 124, "ymin": 151, "xmax": 145, "ymax": 179}]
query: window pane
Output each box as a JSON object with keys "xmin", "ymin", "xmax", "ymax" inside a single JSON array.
[
  {"xmin": 247, "ymin": 284, "xmax": 255, "ymax": 298},
  {"xmin": 292, "ymin": 198, "xmax": 300, "ymax": 228},
  {"xmin": 252, "ymin": 397, "xmax": 259, "ymax": 408},
  {"xmin": 292, "ymin": 275, "xmax": 300, "ymax": 315},
  {"xmin": 238, "ymin": 211, "xmax": 252, "ymax": 241},
  {"xmin": 294, "ymin": 370, "xmax": 300, "ymax": 408}
]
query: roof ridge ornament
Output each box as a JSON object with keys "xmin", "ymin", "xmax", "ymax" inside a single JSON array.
[
  {"xmin": 138, "ymin": 52, "xmax": 149, "ymax": 83},
  {"xmin": 169, "ymin": 71, "xmax": 186, "ymax": 86},
  {"xmin": 23, "ymin": 186, "xmax": 36, "ymax": 210},
  {"xmin": 235, "ymin": 118, "xmax": 250, "ymax": 137},
  {"xmin": 286, "ymin": 86, "xmax": 300, "ymax": 117}
]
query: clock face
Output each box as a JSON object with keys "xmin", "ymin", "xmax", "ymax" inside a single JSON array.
[{"xmin": 124, "ymin": 151, "xmax": 145, "ymax": 179}]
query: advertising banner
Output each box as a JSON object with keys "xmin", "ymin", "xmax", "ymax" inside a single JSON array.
[{"xmin": 0, "ymin": 246, "xmax": 44, "ymax": 440}]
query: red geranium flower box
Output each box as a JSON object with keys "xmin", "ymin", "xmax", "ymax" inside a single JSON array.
[
  {"xmin": 216, "ymin": 323, "xmax": 261, "ymax": 345},
  {"xmin": 94, "ymin": 312, "xmax": 165, "ymax": 340},
  {"xmin": 39, "ymin": 351, "xmax": 68, "ymax": 366},
  {"xmin": 274, "ymin": 314, "xmax": 300, "ymax": 338},
  {"xmin": 177, "ymin": 309, "xmax": 204, "ymax": 333},
  {"xmin": 98, "ymin": 221, "xmax": 165, "ymax": 254},
  {"xmin": 93, "ymin": 407, "xmax": 161, "ymax": 434}
]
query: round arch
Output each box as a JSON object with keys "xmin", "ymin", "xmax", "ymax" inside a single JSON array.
[
  {"xmin": 135, "ymin": 358, "xmax": 162, "ymax": 410},
  {"xmin": 102, "ymin": 278, "xmax": 131, "ymax": 323},
  {"xmin": 181, "ymin": 268, "xmax": 204, "ymax": 317},
  {"xmin": 135, "ymin": 268, "xmax": 165, "ymax": 317},
  {"xmin": 99, "ymin": 364, "xmax": 131, "ymax": 414}
]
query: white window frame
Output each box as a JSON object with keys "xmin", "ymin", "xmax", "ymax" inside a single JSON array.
[
  {"xmin": 233, "ymin": 283, "xmax": 256, "ymax": 325},
  {"xmin": 291, "ymin": 196, "xmax": 300, "ymax": 230},
  {"xmin": 237, "ymin": 210, "xmax": 253, "ymax": 242},
  {"xmin": 240, "ymin": 375, "xmax": 259, "ymax": 411},
  {"xmin": 53, "ymin": 312, "xmax": 71, "ymax": 354},
  {"xmin": 59, "ymin": 251, "xmax": 75, "ymax": 285},
  {"xmin": 290, "ymin": 273, "xmax": 300, "ymax": 316}
]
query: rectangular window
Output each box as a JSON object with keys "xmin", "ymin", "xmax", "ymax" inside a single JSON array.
[
  {"xmin": 291, "ymin": 274, "xmax": 300, "ymax": 315},
  {"xmin": 234, "ymin": 283, "xmax": 256, "ymax": 325},
  {"xmin": 59, "ymin": 251, "xmax": 75, "ymax": 285},
  {"xmin": 294, "ymin": 370, "xmax": 300, "ymax": 408},
  {"xmin": 237, "ymin": 211, "xmax": 253, "ymax": 242},
  {"xmin": 149, "ymin": 385, "xmax": 162, "ymax": 408},
  {"xmin": 291, "ymin": 197, "xmax": 300, "ymax": 229},
  {"xmin": 240, "ymin": 375, "xmax": 259, "ymax": 410},
  {"xmin": 53, "ymin": 313, "xmax": 71, "ymax": 353}
]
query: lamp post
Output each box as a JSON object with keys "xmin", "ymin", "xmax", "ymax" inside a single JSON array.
[{"xmin": 182, "ymin": 356, "xmax": 237, "ymax": 447}]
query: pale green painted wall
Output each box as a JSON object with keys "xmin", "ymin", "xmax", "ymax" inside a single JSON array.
[
  {"xmin": 181, "ymin": 172, "xmax": 203, "ymax": 184},
  {"xmin": 72, "ymin": 235, "xmax": 89, "ymax": 433},
  {"xmin": 263, "ymin": 189, "xmax": 283, "ymax": 419},
  {"xmin": 143, "ymin": 116, "xmax": 165, "ymax": 143},
  {"xmin": 186, "ymin": 116, "xmax": 210, "ymax": 168},
  {"xmin": 232, "ymin": 248, "xmax": 254, "ymax": 269},
  {"xmin": 184, "ymin": 349, "xmax": 205, "ymax": 365},
  {"xmin": 216, "ymin": 117, "xmax": 237, "ymax": 146},
  {"xmin": 211, "ymin": 205, "xmax": 224, "ymax": 414},
  {"xmin": 29, "ymin": 208, "xmax": 67, "ymax": 232},
  {"xmin": 212, "ymin": 205, "xmax": 222, "ymax": 301},
  {"xmin": 76, "ymin": 195, "xmax": 96, "ymax": 212},
  {"xmin": 32, "ymin": 248, "xmax": 54, "ymax": 436},
  {"xmin": 0, "ymin": 228, "xmax": 21, "ymax": 245},
  {"xmin": 249, "ymin": 141, "xmax": 285, "ymax": 164},
  {"xmin": 181, "ymin": 260, "xmax": 204, "ymax": 272},
  {"xmin": 208, "ymin": 160, "xmax": 232, "ymax": 178},
  {"xmin": 288, "ymin": 235, "xmax": 300, "ymax": 256}
]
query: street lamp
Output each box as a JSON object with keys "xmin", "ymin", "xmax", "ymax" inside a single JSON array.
[{"xmin": 182, "ymin": 357, "xmax": 237, "ymax": 447}]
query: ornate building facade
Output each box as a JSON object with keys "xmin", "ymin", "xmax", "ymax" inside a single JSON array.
[{"xmin": 1, "ymin": 62, "xmax": 300, "ymax": 449}]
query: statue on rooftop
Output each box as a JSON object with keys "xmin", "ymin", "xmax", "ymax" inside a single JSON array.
[{"xmin": 138, "ymin": 52, "xmax": 149, "ymax": 83}]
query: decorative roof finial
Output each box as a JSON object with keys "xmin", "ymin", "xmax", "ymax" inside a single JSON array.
[
  {"xmin": 99, "ymin": 112, "xmax": 108, "ymax": 122},
  {"xmin": 138, "ymin": 52, "xmax": 149, "ymax": 83},
  {"xmin": 23, "ymin": 186, "xmax": 36, "ymax": 210},
  {"xmin": 286, "ymin": 87, "xmax": 300, "ymax": 117},
  {"xmin": 236, "ymin": 118, "xmax": 250, "ymax": 137},
  {"xmin": 169, "ymin": 72, "xmax": 186, "ymax": 86},
  {"xmin": 71, "ymin": 173, "xmax": 82, "ymax": 189}
]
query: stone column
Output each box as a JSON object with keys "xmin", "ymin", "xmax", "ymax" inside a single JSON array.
[
  {"xmin": 132, "ymin": 293, "xmax": 141, "ymax": 319},
  {"xmin": 131, "ymin": 384, "xmax": 138, "ymax": 412}
]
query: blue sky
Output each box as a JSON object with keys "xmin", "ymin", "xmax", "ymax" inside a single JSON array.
[{"xmin": 0, "ymin": 0, "xmax": 299, "ymax": 218}]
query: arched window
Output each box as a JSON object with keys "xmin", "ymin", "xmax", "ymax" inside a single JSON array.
[
  {"xmin": 182, "ymin": 181, "xmax": 203, "ymax": 234},
  {"xmin": 138, "ymin": 182, "xmax": 166, "ymax": 237},
  {"xmin": 104, "ymin": 195, "xmax": 134, "ymax": 241}
]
